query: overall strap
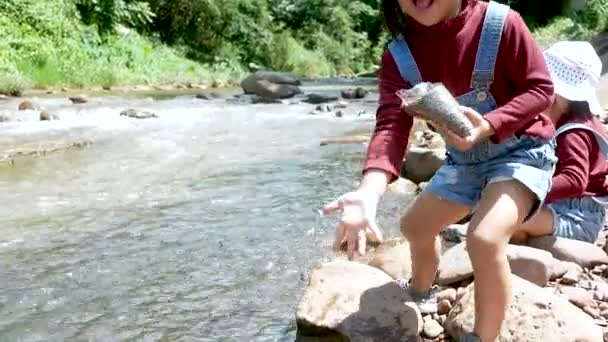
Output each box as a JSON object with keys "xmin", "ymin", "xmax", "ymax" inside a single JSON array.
[
  {"xmin": 470, "ymin": 1, "xmax": 510, "ymax": 90},
  {"xmin": 556, "ymin": 122, "xmax": 608, "ymax": 159},
  {"xmin": 388, "ymin": 35, "xmax": 423, "ymax": 86}
]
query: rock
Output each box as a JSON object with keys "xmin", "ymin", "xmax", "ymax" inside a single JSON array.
[
  {"xmin": 413, "ymin": 130, "xmax": 445, "ymax": 149},
  {"xmin": 560, "ymin": 286, "xmax": 597, "ymax": 311},
  {"xmin": 0, "ymin": 111, "xmax": 13, "ymax": 122},
  {"xmin": 243, "ymin": 71, "xmax": 301, "ymax": 87},
  {"xmin": 0, "ymin": 94, "xmax": 8, "ymax": 100},
  {"xmin": 602, "ymin": 309, "xmax": 608, "ymax": 320},
  {"xmin": 315, "ymin": 104, "xmax": 331, "ymax": 113},
  {"xmin": 195, "ymin": 93, "xmax": 212, "ymax": 100},
  {"xmin": 422, "ymin": 319, "xmax": 444, "ymax": 339},
  {"xmin": 211, "ymin": 80, "xmax": 226, "ymax": 88},
  {"xmin": 437, "ymin": 243, "xmax": 473, "ymax": 285},
  {"xmin": 0, "ymin": 137, "xmax": 93, "ymax": 164},
  {"xmin": 334, "ymin": 101, "xmax": 348, "ymax": 109},
  {"xmin": 437, "ymin": 299, "xmax": 452, "ymax": 315},
  {"xmin": 102, "ymin": 85, "xmax": 111, "ymax": 91},
  {"xmin": 456, "ymin": 287, "xmax": 466, "ymax": 300},
  {"xmin": 528, "ymin": 236, "xmax": 608, "ymax": 268},
  {"xmin": 437, "ymin": 243, "xmax": 566, "ymax": 287},
  {"xmin": 584, "ymin": 306, "xmax": 601, "ymax": 319},
  {"xmin": 304, "ymin": 94, "xmax": 338, "ymax": 104},
  {"xmin": 368, "ymin": 238, "xmax": 412, "ymax": 280},
  {"xmin": 39, "ymin": 111, "xmax": 59, "ymax": 121},
  {"xmin": 241, "ymin": 71, "xmax": 301, "ymax": 99},
  {"xmin": 440, "ymin": 224, "xmax": 468, "ymax": 244},
  {"xmin": 252, "ymin": 96, "xmax": 284, "ymax": 104},
  {"xmin": 587, "ymin": 281, "xmax": 608, "ymax": 302},
  {"xmin": 445, "ymin": 275, "xmax": 603, "ymax": 342},
  {"xmin": 387, "ymin": 177, "xmax": 418, "ymax": 196},
  {"xmin": 600, "ymin": 302, "xmax": 608, "ymax": 311},
  {"xmin": 560, "ymin": 262, "xmax": 583, "ymax": 285},
  {"xmin": 120, "ymin": 108, "xmax": 158, "ymax": 119},
  {"xmin": 18, "ymin": 100, "xmax": 39, "ymax": 111},
  {"xmin": 401, "ymin": 146, "xmax": 446, "ymax": 184},
  {"xmin": 437, "ymin": 314, "xmax": 447, "ymax": 326},
  {"xmin": 335, "ymin": 110, "xmax": 343, "ymax": 118},
  {"xmin": 69, "ymin": 95, "xmax": 87, "ymax": 104},
  {"xmin": 508, "ymin": 243, "xmax": 567, "ymax": 286},
  {"xmin": 341, "ymin": 87, "xmax": 368, "ymax": 99},
  {"xmin": 437, "ymin": 288, "xmax": 457, "ymax": 304},
  {"xmin": 296, "ymin": 260, "xmax": 423, "ymax": 341},
  {"xmin": 320, "ymin": 135, "xmax": 369, "ymax": 146}
]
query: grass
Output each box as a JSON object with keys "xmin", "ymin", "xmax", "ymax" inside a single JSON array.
[{"xmin": 0, "ymin": 0, "xmax": 245, "ymax": 95}]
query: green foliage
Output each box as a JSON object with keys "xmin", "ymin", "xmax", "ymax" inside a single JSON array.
[
  {"xmin": 0, "ymin": 0, "xmax": 229, "ymax": 93},
  {"xmin": 74, "ymin": 0, "xmax": 155, "ymax": 35},
  {"xmin": 0, "ymin": 0, "xmax": 605, "ymax": 93},
  {"xmin": 532, "ymin": 0, "xmax": 608, "ymax": 48}
]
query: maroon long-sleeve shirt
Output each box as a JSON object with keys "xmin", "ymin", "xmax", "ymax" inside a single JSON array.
[
  {"xmin": 364, "ymin": 0, "xmax": 555, "ymax": 180},
  {"xmin": 546, "ymin": 112, "xmax": 608, "ymax": 203}
]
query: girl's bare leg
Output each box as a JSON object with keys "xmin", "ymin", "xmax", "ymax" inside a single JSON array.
[
  {"xmin": 467, "ymin": 180, "xmax": 536, "ymax": 342},
  {"xmin": 510, "ymin": 206, "xmax": 554, "ymax": 244},
  {"xmin": 400, "ymin": 190, "xmax": 470, "ymax": 291}
]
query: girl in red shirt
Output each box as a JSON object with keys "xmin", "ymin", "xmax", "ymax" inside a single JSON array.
[
  {"xmin": 512, "ymin": 41, "xmax": 607, "ymax": 244},
  {"xmin": 323, "ymin": 1, "xmax": 556, "ymax": 341}
]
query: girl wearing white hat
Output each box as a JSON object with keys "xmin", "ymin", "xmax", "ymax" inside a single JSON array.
[{"xmin": 512, "ymin": 40, "xmax": 608, "ymax": 243}]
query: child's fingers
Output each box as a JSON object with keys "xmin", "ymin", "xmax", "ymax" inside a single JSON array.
[
  {"xmin": 321, "ymin": 198, "xmax": 343, "ymax": 217},
  {"xmin": 357, "ymin": 229, "xmax": 367, "ymax": 257},
  {"xmin": 460, "ymin": 106, "xmax": 484, "ymax": 125},
  {"xmin": 346, "ymin": 228, "xmax": 358, "ymax": 260},
  {"xmin": 367, "ymin": 220, "xmax": 384, "ymax": 243},
  {"xmin": 333, "ymin": 222, "xmax": 346, "ymax": 251}
]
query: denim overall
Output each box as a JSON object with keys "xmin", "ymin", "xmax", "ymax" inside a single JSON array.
[
  {"xmin": 388, "ymin": 1, "xmax": 556, "ymax": 210},
  {"xmin": 550, "ymin": 123, "xmax": 608, "ymax": 242}
]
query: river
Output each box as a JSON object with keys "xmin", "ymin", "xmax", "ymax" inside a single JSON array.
[{"xmin": 0, "ymin": 81, "xmax": 412, "ymax": 341}]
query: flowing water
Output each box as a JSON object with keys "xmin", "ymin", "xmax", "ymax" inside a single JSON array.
[{"xmin": 0, "ymin": 81, "xmax": 412, "ymax": 341}]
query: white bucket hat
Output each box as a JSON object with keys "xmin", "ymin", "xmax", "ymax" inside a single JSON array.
[{"xmin": 543, "ymin": 41, "xmax": 603, "ymax": 116}]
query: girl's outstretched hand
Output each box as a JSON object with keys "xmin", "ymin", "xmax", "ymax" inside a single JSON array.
[
  {"xmin": 321, "ymin": 191, "xmax": 384, "ymax": 260},
  {"xmin": 440, "ymin": 106, "xmax": 495, "ymax": 151}
]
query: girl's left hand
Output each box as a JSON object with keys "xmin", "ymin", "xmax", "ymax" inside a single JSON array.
[{"xmin": 440, "ymin": 106, "xmax": 495, "ymax": 151}]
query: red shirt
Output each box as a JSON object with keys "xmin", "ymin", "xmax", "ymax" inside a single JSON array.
[
  {"xmin": 364, "ymin": 0, "xmax": 555, "ymax": 180},
  {"xmin": 546, "ymin": 112, "xmax": 608, "ymax": 203}
]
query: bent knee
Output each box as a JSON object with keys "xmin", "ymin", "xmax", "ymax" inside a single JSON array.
[
  {"xmin": 466, "ymin": 229, "xmax": 502, "ymax": 259},
  {"xmin": 400, "ymin": 213, "xmax": 436, "ymax": 242}
]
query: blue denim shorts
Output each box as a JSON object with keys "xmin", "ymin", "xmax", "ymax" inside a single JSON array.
[
  {"xmin": 550, "ymin": 197, "xmax": 606, "ymax": 243},
  {"xmin": 426, "ymin": 135, "xmax": 557, "ymax": 217}
]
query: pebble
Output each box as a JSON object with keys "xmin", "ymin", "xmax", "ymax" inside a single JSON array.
[
  {"xmin": 422, "ymin": 319, "xmax": 444, "ymax": 339},
  {"xmin": 457, "ymin": 287, "xmax": 466, "ymax": 300},
  {"xmin": 437, "ymin": 299, "xmax": 452, "ymax": 315},
  {"xmin": 315, "ymin": 104, "xmax": 331, "ymax": 112},
  {"xmin": 560, "ymin": 268, "xmax": 580, "ymax": 285},
  {"xmin": 584, "ymin": 306, "xmax": 601, "ymax": 319},
  {"xmin": 437, "ymin": 288, "xmax": 457, "ymax": 304},
  {"xmin": 561, "ymin": 286, "xmax": 596, "ymax": 310},
  {"xmin": 334, "ymin": 101, "xmax": 348, "ymax": 109}
]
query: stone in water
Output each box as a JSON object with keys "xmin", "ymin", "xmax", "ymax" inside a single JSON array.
[{"xmin": 397, "ymin": 82, "xmax": 474, "ymax": 138}]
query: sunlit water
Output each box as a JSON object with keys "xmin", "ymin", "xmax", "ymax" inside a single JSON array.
[{"xmin": 0, "ymin": 82, "xmax": 412, "ymax": 341}]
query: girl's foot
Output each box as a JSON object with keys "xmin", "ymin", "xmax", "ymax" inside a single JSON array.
[{"xmin": 395, "ymin": 278, "xmax": 438, "ymax": 314}]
